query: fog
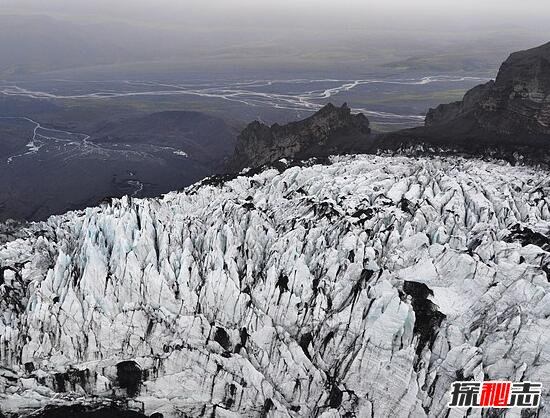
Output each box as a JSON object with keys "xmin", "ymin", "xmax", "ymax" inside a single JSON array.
[
  {"xmin": 3, "ymin": 0, "xmax": 550, "ymax": 30},
  {"xmin": 0, "ymin": 0, "xmax": 548, "ymax": 78}
]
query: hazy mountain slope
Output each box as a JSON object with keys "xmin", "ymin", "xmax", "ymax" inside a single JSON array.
[
  {"xmin": 0, "ymin": 155, "xmax": 548, "ymax": 417},
  {"xmin": 92, "ymin": 111, "xmax": 237, "ymax": 164},
  {"xmin": 0, "ymin": 110, "xmax": 237, "ymax": 221}
]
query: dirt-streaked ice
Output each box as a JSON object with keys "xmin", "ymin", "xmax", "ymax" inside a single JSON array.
[{"xmin": 0, "ymin": 154, "xmax": 548, "ymax": 417}]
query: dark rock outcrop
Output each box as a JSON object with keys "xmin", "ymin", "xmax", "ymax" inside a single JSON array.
[
  {"xmin": 376, "ymin": 41, "xmax": 550, "ymax": 166},
  {"xmin": 229, "ymin": 103, "xmax": 371, "ymax": 171},
  {"xmin": 426, "ymin": 41, "xmax": 550, "ymax": 136}
]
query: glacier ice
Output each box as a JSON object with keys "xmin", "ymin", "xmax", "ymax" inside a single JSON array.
[{"xmin": 0, "ymin": 154, "xmax": 549, "ymax": 417}]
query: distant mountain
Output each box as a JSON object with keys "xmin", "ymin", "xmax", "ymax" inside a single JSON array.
[
  {"xmin": 230, "ymin": 103, "xmax": 371, "ymax": 171},
  {"xmin": 92, "ymin": 111, "xmax": 237, "ymax": 164},
  {"xmin": 375, "ymin": 41, "xmax": 550, "ymax": 165}
]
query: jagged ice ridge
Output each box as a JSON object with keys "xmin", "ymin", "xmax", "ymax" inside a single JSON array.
[{"xmin": 0, "ymin": 154, "xmax": 549, "ymax": 417}]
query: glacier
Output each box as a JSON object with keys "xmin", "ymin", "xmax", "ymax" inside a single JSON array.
[{"xmin": 0, "ymin": 154, "xmax": 549, "ymax": 417}]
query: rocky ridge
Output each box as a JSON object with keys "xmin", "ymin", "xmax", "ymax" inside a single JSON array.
[
  {"xmin": 375, "ymin": 42, "xmax": 550, "ymax": 166},
  {"xmin": 426, "ymin": 41, "xmax": 550, "ymax": 136},
  {"xmin": 230, "ymin": 103, "xmax": 370, "ymax": 171}
]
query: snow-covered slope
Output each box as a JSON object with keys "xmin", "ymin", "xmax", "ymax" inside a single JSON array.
[{"xmin": 0, "ymin": 155, "xmax": 549, "ymax": 417}]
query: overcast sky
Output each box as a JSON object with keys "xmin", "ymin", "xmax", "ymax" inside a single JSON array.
[
  {"xmin": 0, "ymin": 0, "xmax": 548, "ymax": 77},
  {"xmin": 2, "ymin": 0, "xmax": 550, "ymax": 31}
]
